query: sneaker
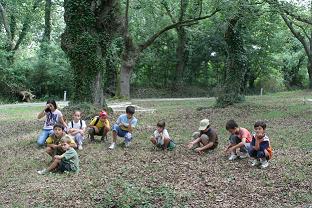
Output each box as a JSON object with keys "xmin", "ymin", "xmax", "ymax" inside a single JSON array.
[
  {"xmin": 124, "ymin": 141, "xmax": 131, "ymax": 148},
  {"xmin": 78, "ymin": 145, "xmax": 83, "ymax": 150},
  {"xmin": 228, "ymin": 154, "xmax": 238, "ymax": 161},
  {"xmin": 239, "ymin": 152, "xmax": 248, "ymax": 159},
  {"xmin": 260, "ymin": 159, "xmax": 269, "ymax": 168},
  {"xmin": 37, "ymin": 169, "xmax": 48, "ymax": 175},
  {"xmin": 109, "ymin": 142, "xmax": 116, "ymax": 149},
  {"xmin": 101, "ymin": 135, "xmax": 108, "ymax": 142},
  {"xmin": 251, "ymin": 159, "xmax": 260, "ymax": 167}
]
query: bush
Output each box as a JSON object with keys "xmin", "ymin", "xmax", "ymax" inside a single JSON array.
[{"xmin": 61, "ymin": 102, "xmax": 113, "ymax": 122}]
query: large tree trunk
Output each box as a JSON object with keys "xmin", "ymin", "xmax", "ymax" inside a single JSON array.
[
  {"xmin": 217, "ymin": 16, "xmax": 248, "ymax": 107},
  {"xmin": 119, "ymin": 35, "xmax": 138, "ymax": 98},
  {"xmin": 61, "ymin": 0, "xmax": 121, "ymax": 105},
  {"xmin": 174, "ymin": 27, "xmax": 187, "ymax": 86}
]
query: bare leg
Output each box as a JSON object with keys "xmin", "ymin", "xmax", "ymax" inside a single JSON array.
[
  {"xmin": 47, "ymin": 158, "xmax": 61, "ymax": 172},
  {"xmin": 150, "ymin": 136, "xmax": 157, "ymax": 145},
  {"xmin": 163, "ymin": 137, "xmax": 170, "ymax": 150},
  {"xmin": 112, "ymin": 131, "xmax": 117, "ymax": 143}
]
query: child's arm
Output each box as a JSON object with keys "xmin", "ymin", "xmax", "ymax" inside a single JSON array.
[
  {"xmin": 127, "ymin": 119, "xmax": 133, "ymax": 133},
  {"xmin": 253, "ymin": 134, "xmax": 264, "ymax": 150},
  {"xmin": 37, "ymin": 109, "xmax": 46, "ymax": 119},
  {"xmin": 47, "ymin": 143, "xmax": 60, "ymax": 149},
  {"xmin": 195, "ymin": 142, "xmax": 214, "ymax": 152},
  {"xmin": 226, "ymin": 138, "xmax": 246, "ymax": 153},
  {"xmin": 54, "ymin": 154, "xmax": 65, "ymax": 160},
  {"xmin": 187, "ymin": 136, "xmax": 201, "ymax": 149},
  {"xmin": 59, "ymin": 116, "xmax": 68, "ymax": 128},
  {"xmin": 103, "ymin": 119, "xmax": 110, "ymax": 131}
]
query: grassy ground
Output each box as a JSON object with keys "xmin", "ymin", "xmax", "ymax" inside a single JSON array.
[{"xmin": 0, "ymin": 91, "xmax": 311, "ymax": 207}]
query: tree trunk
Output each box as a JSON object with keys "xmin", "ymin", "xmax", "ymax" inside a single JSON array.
[
  {"xmin": 217, "ymin": 16, "xmax": 248, "ymax": 107},
  {"xmin": 61, "ymin": 0, "xmax": 121, "ymax": 105},
  {"xmin": 120, "ymin": 62, "xmax": 134, "ymax": 98},
  {"xmin": 42, "ymin": 0, "xmax": 51, "ymax": 43},
  {"xmin": 119, "ymin": 35, "xmax": 138, "ymax": 98},
  {"xmin": 308, "ymin": 58, "xmax": 312, "ymax": 88},
  {"xmin": 174, "ymin": 27, "xmax": 187, "ymax": 86}
]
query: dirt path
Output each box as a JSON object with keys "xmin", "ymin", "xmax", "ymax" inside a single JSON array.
[{"xmin": 0, "ymin": 97, "xmax": 213, "ymax": 112}]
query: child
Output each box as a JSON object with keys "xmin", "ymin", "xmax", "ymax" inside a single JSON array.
[
  {"xmin": 46, "ymin": 123, "xmax": 77, "ymax": 159},
  {"xmin": 225, "ymin": 119, "xmax": 252, "ymax": 160},
  {"xmin": 150, "ymin": 121, "xmax": 175, "ymax": 150},
  {"xmin": 109, "ymin": 106, "xmax": 138, "ymax": 149},
  {"xmin": 187, "ymin": 119, "xmax": 218, "ymax": 154},
  {"xmin": 67, "ymin": 110, "xmax": 86, "ymax": 150},
  {"xmin": 87, "ymin": 110, "xmax": 110, "ymax": 142},
  {"xmin": 248, "ymin": 121, "xmax": 273, "ymax": 168},
  {"xmin": 37, "ymin": 135, "xmax": 80, "ymax": 174},
  {"xmin": 37, "ymin": 100, "xmax": 67, "ymax": 146}
]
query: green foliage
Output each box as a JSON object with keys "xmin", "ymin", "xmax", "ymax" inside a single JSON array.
[
  {"xmin": 61, "ymin": 102, "xmax": 112, "ymax": 121},
  {"xmin": 216, "ymin": 92, "xmax": 245, "ymax": 107},
  {"xmin": 101, "ymin": 178, "xmax": 176, "ymax": 207}
]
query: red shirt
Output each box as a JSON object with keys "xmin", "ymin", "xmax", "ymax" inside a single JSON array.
[{"xmin": 236, "ymin": 127, "xmax": 252, "ymax": 143}]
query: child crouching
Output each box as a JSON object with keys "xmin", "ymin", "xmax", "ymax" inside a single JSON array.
[
  {"xmin": 249, "ymin": 121, "xmax": 273, "ymax": 168},
  {"xmin": 38, "ymin": 135, "xmax": 80, "ymax": 174},
  {"xmin": 150, "ymin": 121, "xmax": 175, "ymax": 150}
]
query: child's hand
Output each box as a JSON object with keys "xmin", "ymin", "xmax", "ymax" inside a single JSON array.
[
  {"xmin": 195, "ymin": 148, "xmax": 204, "ymax": 155},
  {"xmin": 187, "ymin": 142, "xmax": 194, "ymax": 149},
  {"xmin": 54, "ymin": 155, "xmax": 61, "ymax": 160},
  {"xmin": 225, "ymin": 146, "xmax": 233, "ymax": 154}
]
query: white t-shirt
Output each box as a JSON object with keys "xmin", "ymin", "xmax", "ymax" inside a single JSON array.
[
  {"xmin": 68, "ymin": 120, "xmax": 86, "ymax": 130},
  {"xmin": 153, "ymin": 129, "xmax": 170, "ymax": 140},
  {"xmin": 43, "ymin": 109, "xmax": 63, "ymax": 130}
]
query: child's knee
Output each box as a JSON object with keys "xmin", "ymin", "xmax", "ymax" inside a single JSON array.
[
  {"xmin": 256, "ymin": 151, "xmax": 265, "ymax": 158},
  {"xmin": 163, "ymin": 137, "xmax": 170, "ymax": 143},
  {"xmin": 150, "ymin": 137, "xmax": 156, "ymax": 144},
  {"xmin": 46, "ymin": 147, "xmax": 53, "ymax": 154},
  {"xmin": 112, "ymin": 124, "xmax": 119, "ymax": 132},
  {"xmin": 124, "ymin": 132, "xmax": 132, "ymax": 142},
  {"xmin": 229, "ymin": 135, "xmax": 239, "ymax": 144},
  {"xmin": 200, "ymin": 134, "xmax": 209, "ymax": 142},
  {"xmin": 192, "ymin": 132, "xmax": 200, "ymax": 139},
  {"xmin": 88, "ymin": 128, "xmax": 95, "ymax": 135}
]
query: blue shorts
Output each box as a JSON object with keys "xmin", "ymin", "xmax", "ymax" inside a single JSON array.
[
  {"xmin": 59, "ymin": 161, "xmax": 72, "ymax": 172},
  {"xmin": 112, "ymin": 124, "xmax": 133, "ymax": 142}
]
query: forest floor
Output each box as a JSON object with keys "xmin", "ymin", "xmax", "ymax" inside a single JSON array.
[{"xmin": 0, "ymin": 91, "xmax": 311, "ymax": 207}]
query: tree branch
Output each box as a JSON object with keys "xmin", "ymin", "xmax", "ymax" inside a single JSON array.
[
  {"xmin": 161, "ymin": 2, "xmax": 176, "ymax": 23},
  {"xmin": 281, "ymin": 14, "xmax": 311, "ymax": 57},
  {"xmin": 0, "ymin": 2, "xmax": 12, "ymax": 48},
  {"xmin": 14, "ymin": 0, "xmax": 42, "ymax": 51},
  {"xmin": 282, "ymin": 8, "xmax": 312, "ymax": 25},
  {"xmin": 138, "ymin": 9, "xmax": 220, "ymax": 51}
]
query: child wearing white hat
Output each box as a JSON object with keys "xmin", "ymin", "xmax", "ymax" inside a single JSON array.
[{"xmin": 187, "ymin": 119, "xmax": 219, "ymax": 154}]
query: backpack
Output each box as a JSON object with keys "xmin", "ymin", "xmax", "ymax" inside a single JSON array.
[
  {"xmin": 71, "ymin": 119, "xmax": 83, "ymax": 129},
  {"xmin": 93, "ymin": 116, "xmax": 100, "ymax": 126}
]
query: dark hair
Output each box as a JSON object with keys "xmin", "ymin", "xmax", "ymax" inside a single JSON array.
[
  {"xmin": 53, "ymin": 123, "xmax": 64, "ymax": 131},
  {"xmin": 126, "ymin": 106, "xmax": 135, "ymax": 114},
  {"xmin": 157, "ymin": 120, "xmax": 165, "ymax": 128},
  {"xmin": 47, "ymin": 99, "xmax": 57, "ymax": 109},
  {"xmin": 254, "ymin": 121, "xmax": 266, "ymax": 130},
  {"xmin": 226, "ymin": 119, "xmax": 238, "ymax": 130}
]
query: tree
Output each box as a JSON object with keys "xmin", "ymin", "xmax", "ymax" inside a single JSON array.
[
  {"xmin": 266, "ymin": 0, "xmax": 312, "ymax": 88},
  {"xmin": 0, "ymin": 0, "xmax": 42, "ymax": 65},
  {"xmin": 119, "ymin": 0, "xmax": 219, "ymax": 98},
  {"xmin": 61, "ymin": 0, "xmax": 121, "ymax": 105}
]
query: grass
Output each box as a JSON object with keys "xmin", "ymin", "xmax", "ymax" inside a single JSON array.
[{"xmin": 0, "ymin": 90, "xmax": 312, "ymax": 207}]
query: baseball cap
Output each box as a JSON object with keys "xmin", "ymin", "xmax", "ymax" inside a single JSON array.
[
  {"xmin": 198, "ymin": 119, "xmax": 210, "ymax": 131},
  {"xmin": 99, "ymin": 111, "xmax": 108, "ymax": 117}
]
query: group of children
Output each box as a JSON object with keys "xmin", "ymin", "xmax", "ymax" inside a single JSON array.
[{"xmin": 36, "ymin": 100, "xmax": 273, "ymax": 175}]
